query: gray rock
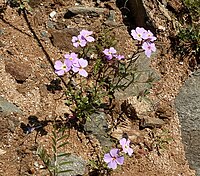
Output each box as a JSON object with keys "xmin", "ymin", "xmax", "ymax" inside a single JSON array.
[
  {"xmin": 140, "ymin": 117, "xmax": 165, "ymax": 129},
  {"xmin": 175, "ymin": 70, "xmax": 200, "ymax": 176},
  {"xmin": 55, "ymin": 154, "xmax": 87, "ymax": 176},
  {"xmin": 67, "ymin": 6, "xmax": 107, "ymax": 16},
  {"xmin": 0, "ymin": 96, "xmax": 22, "ymax": 116},
  {"xmin": 84, "ymin": 112, "xmax": 113, "ymax": 148},
  {"xmin": 0, "ymin": 29, "xmax": 4, "ymax": 35},
  {"xmin": 114, "ymin": 52, "xmax": 160, "ymax": 100},
  {"xmin": 104, "ymin": 10, "xmax": 118, "ymax": 26}
]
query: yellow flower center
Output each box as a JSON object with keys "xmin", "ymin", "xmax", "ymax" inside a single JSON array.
[{"xmin": 62, "ymin": 65, "xmax": 67, "ymax": 69}]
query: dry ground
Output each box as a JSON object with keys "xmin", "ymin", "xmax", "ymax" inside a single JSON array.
[{"xmin": 0, "ymin": 0, "xmax": 196, "ymax": 175}]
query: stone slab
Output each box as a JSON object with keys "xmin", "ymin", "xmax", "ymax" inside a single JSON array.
[{"xmin": 175, "ymin": 70, "xmax": 200, "ymax": 176}]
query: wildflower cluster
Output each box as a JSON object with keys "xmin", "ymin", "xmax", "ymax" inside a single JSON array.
[
  {"xmin": 54, "ymin": 53, "xmax": 88, "ymax": 77},
  {"xmin": 103, "ymin": 47, "xmax": 124, "ymax": 60},
  {"xmin": 54, "ymin": 29, "xmax": 124, "ymax": 78},
  {"xmin": 103, "ymin": 138, "xmax": 133, "ymax": 170},
  {"xmin": 72, "ymin": 29, "xmax": 95, "ymax": 48},
  {"xmin": 131, "ymin": 27, "xmax": 157, "ymax": 58},
  {"xmin": 54, "ymin": 30, "xmax": 95, "ymax": 77}
]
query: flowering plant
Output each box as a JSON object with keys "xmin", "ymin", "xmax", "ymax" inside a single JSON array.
[
  {"xmin": 103, "ymin": 138, "xmax": 133, "ymax": 170},
  {"xmin": 131, "ymin": 27, "xmax": 157, "ymax": 58},
  {"xmin": 53, "ymin": 28, "xmax": 157, "ymax": 122},
  {"xmin": 52, "ymin": 28, "xmax": 157, "ymax": 174}
]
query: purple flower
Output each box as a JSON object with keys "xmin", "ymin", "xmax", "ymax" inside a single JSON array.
[
  {"xmin": 103, "ymin": 148, "xmax": 124, "ymax": 170},
  {"xmin": 142, "ymin": 42, "xmax": 156, "ymax": 58},
  {"xmin": 72, "ymin": 35, "xmax": 87, "ymax": 48},
  {"xmin": 54, "ymin": 60, "xmax": 71, "ymax": 76},
  {"xmin": 114, "ymin": 55, "xmax": 125, "ymax": 60},
  {"xmin": 64, "ymin": 52, "xmax": 79, "ymax": 65},
  {"xmin": 103, "ymin": 47, "xmax": 117, "ymax": 60},
  {"xmin": 131, "ymin": 27, "xmax": 147, "ymax": 41},
  {"xmin": 80, "ymin": 29, "xmax": 95, "ymax": 42},
  {"xmin": 72, "ymin": 58, "xmax": 88, "ymax": 77},
  {"xmin": 143, "ymin": 30, "xmax": 157, "ymax": 42},
  {"xmin": 119, "ymin": 138, "xmax": 133, "ymax": 156}
]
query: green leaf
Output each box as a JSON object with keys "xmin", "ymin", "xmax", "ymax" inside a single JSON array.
[
  {"xmin": 51, "ymin": 137, "xmax": 56, "ymax": 146},
  {"xmin": 57, "ymin": 134, "xmax": 69, "ymax": 142},
  {"xmin": 59, "ymin": 161, "xmax": 72, "ymax": 166},
  {"xmin": 57, "ymin": 169, "xmax": 73, "ymax": 173},
  {"xmin": 52, "ymin": 145, "xmax": 56, "ymax": 153},
  {"xmin": 58, "ymin": 142, "xmax": 68, "ymax": 149},
  {"xmin": 57, "ymin": 153, "xmax": 71, "ymax": 158},
  {"xmin": 52, "ymin": 131, "xmax": 56, "ymax": 139},
  {"xmin": 58, "ymin": 127, "xmax": 66, "ymax": 134}
]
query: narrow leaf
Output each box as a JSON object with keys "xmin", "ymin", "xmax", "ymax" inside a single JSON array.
[
  {"xmin": 52, "ymin": 145, "xmax": 56, "ymax": 153},
  {"xmin": 52, "ymin": 131, "xmax": 56, "ymax": 139},
  {"xmin": 58, "ymin": 142, "xmax": 68, "ymax": 149},
  {"xmin": 57, "ymin": 134, "xmax": 69, "ymax": 142},
  {"xmin": 51, "ymin": 137, "xmax": 56, "ymax": 146},
  {"xmin": 59, "ymin": 161, "xmax": 72, "ymax": 166},
  {"xmin": 57, "ymin": 153, "xmax": 71, "ymax": 158},
  {"xmin": 58, "ymin": 170, "xmax": 73, "ymax": 173},
  {"xmin": 58, "ymin": 127, "xmax": 66, "ymax": 134}
]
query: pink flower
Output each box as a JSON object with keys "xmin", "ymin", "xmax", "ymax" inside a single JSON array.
[
  {"xmin": 104, "ymin": 148, "xmax": 124, "ymax": 170},
  {"xmin": 80, "ymin": 29, "xmax": 95, "ymax": 42},
  {"xmin": 131, "ymin": 27, "xmax": 147, "ymax": 41},
  {"xmin": 119, "ymin": 138, "xmax": 133, "ymax": 156},
  {"xmin": 142, "ymin": 42, "xmax": 156, "ymax": 58},
  {"xmin": 103, "ymin": 47, "xmax": 117, "ymax": 60},
  {"xmin": 72, "ymin": 35, "xmax": 87, "ymax": 48},
  {"xmin": 114, "ymin": 55, "xmax": 125, "ymax": 60},
  {"xmin": 54, "ymin": 60, "xmax": 71, "ymax": 76},
  {"xmin": 64, "ymin": 52, "xmax": 79, "ymax": 65},
  {"xmin": 143, "ymin": 30, "xmax": 157, "ymax": 42},
  {"xmin": 72, "ymin": 58, "xmax": 88, "ymax": 77}
]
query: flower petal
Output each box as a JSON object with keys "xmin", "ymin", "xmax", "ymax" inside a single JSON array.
[
  {"xmin": 127, "ymin": 148, "xmax": 133, "ymax": 156},
  {"xmin": 109, "ymin": 47, "xmax": 117, "ymax": 54},
  {"xmin": 110, "ymin": 148, "xmax": 119, "ymax": 157},
  {"xmin": 73, "ymin": 42, "xmax": 79, "ymax": 48},
  {"xmin": 126, "ymin": 139, "xmax": 130, "ymax": 145},
  {"xmin": 119, "ymin": 138, "xmax": 127, "ymax": 146},
  {"xmin": 72, "ymin": 66, "xmax": 79, "ymax": 73},
  {"xmin": 142, "ymin": 42, "xmax": 149, "ymax": 50},
  {"xmin": 64, "ymin": 59, "xmax": 72, "ymax": 68},
  {"xmin": 79, "ymin": 58, "xmax": 88, "ymax": 68},
  {"xmin": 79, "ymin": 39, "xmax": 87, "ymax": 47},
  {"xmin": 151, "ymin": 43, "xmax": 156, "ymax": 52},
  {"xmin": 144, "ymin": 49, "xmax": 151, "ymax": 58},
  {"xmin": 71, "ymin": 52, "xmax": 78, "ymax": 59},
  {"xmin": 136, "ymin": 27, "xmax": 146, "ymax": 34},
  {"xmin": 131, "ymin": 29, "xmax": 142, "ymax": 41},
  {"xmin": 72, "ymin": 36, "xmax": 77, "ymax": 43},
  {"xmin": 108, "ymin": 160, "xmax": 117, "ymax": 170},
  {"xmin": 54, "ymin": 60, "xmax": 63, "ymax": 70},
  {"xmin": 105, "ymin": 54, "xmax": 113, "ymax": 60},
  {"xmin": 103, "ymin": 153, "xmax": 112, "ymax": 163},
  {"xmin": 103, "ymin": 49, "xmax": 109, "ymax": 55},
  {"xmin": 86, "ymin": 36, "xmax": 95, "ymax": 42},
  {"xmin": 55, "ymin": 69, "xmax": 64, "ymax": 76},
  {"xmin": 79, "ymin": 69, "xmax": 88, "ymax": 77},
  {"xmin": 116, "ymin": 156, "xmax": 124, "ymax": 165},
  {"xmin": 80, "ymin": 30, "xmax": 93, "ymax": 36}
]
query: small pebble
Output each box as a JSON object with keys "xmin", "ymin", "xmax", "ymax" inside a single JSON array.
[
  {"xmin": 34, "ymin": 161, "xmax": 39, "ymax": 168},
  {"xmin": 49, "ymin": 11, "xmax": 57, "ymax": 18}
]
